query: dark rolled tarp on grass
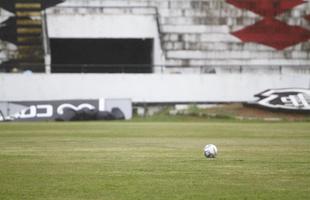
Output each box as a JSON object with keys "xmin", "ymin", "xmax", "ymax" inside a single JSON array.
[
  {"xmin": 56, "ymin": 107, "xmax": 125, "ymax": 121},
  {"xmin": 0, "ymin": 99, "xmax": 132, "ymax": 121},
  {"xmin": 111, "ymin": 108, "xmax": 125, "ymax": 120}
]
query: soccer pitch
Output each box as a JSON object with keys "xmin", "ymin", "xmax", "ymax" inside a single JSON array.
[{"xmin": 0, "ymin": 122, "xmax": 309, "ymax": 200}]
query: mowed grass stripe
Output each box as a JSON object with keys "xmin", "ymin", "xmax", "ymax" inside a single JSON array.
[{"xmin": 0, "ymin": 122, "xmax": 309, "ymax": 200}]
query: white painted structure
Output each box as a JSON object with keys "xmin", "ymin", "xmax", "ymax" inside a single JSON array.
[
  {"xmin": 1, "ymin": 73, "xmax": 309, "ymax": 103},
  {"xmin": 1, "ymin": 0, "xmax": 310, "ymax": 68},
  {"xmin": 1, "ymin": 0, "xmax": 310, "ymax": 104}
]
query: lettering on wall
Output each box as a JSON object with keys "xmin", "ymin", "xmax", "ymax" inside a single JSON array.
[{"xmin": 248, "ymin": 88, "xmax": 310, "ymax": 112}]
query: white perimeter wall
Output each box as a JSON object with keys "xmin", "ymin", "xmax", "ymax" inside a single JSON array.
[{"xmin": 1, "ymin": 74, "xmax": 309, "ymax": 103}]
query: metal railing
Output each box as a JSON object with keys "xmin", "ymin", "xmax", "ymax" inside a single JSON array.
[{"xmin": 1, "ymin": 64, "xmax": 310, "ymax": 74}]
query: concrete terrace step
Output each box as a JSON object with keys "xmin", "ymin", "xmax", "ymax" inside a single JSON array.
[
  {"xmin": 46, "ymin": 6, "xmax": 157, "ymax": 15},
  {"xmin": 60, "ymin": 0, "xmax": 169, "ymax": 9}
]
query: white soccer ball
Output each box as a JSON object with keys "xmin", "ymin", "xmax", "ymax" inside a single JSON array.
[{"xmin": 204, "ymin": 144, "xmax": 218, "ymax": 158}]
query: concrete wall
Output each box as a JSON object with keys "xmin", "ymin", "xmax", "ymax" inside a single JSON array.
[
  {"xmin": 1, "ymin": 73, "xmax": 309, "ymax": 103},
  {"xmin": 49, "ymin": 0, "xmax": 310, "ymax": 68},
  {"xmin": 1, "ymin": 0, "xmax": 310, "ymax": 69}
]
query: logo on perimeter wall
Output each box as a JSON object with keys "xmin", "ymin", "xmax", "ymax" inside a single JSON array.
[{"xmin": 250, "ymin": 88, "xmax": 310, "ymax": 112}]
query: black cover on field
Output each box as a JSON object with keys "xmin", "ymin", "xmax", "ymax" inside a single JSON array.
[
  {"xmin": 111, "ymin": 108, "xmax": 125, "ymax": 120},
  {"xmin": 55, "ymin": 107, "xmax": 125, "ymax": 121},
  {"xmin": 73, "ymin": 108, "xmax": 98, "ymax": 121},
  {"xmin": 96, "ymin": 111, "xmax": 115, "ymax": 120},
  {"xmin": 55, "ymin": 108, "xmax": 77, "ymax": 121},
  {"xmin": 80, "ymin": 108, "xmax": 98, "ymax": 120}
]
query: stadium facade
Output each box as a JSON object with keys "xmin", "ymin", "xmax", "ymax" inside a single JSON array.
[{"xmin": 0, "ymin": 0, "xmax": 310, "ymax": 103}]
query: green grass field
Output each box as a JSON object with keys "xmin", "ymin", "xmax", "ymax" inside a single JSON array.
[{"xmin": 0, "ymin": 121, "xmax": 309, "ymax": 200}]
